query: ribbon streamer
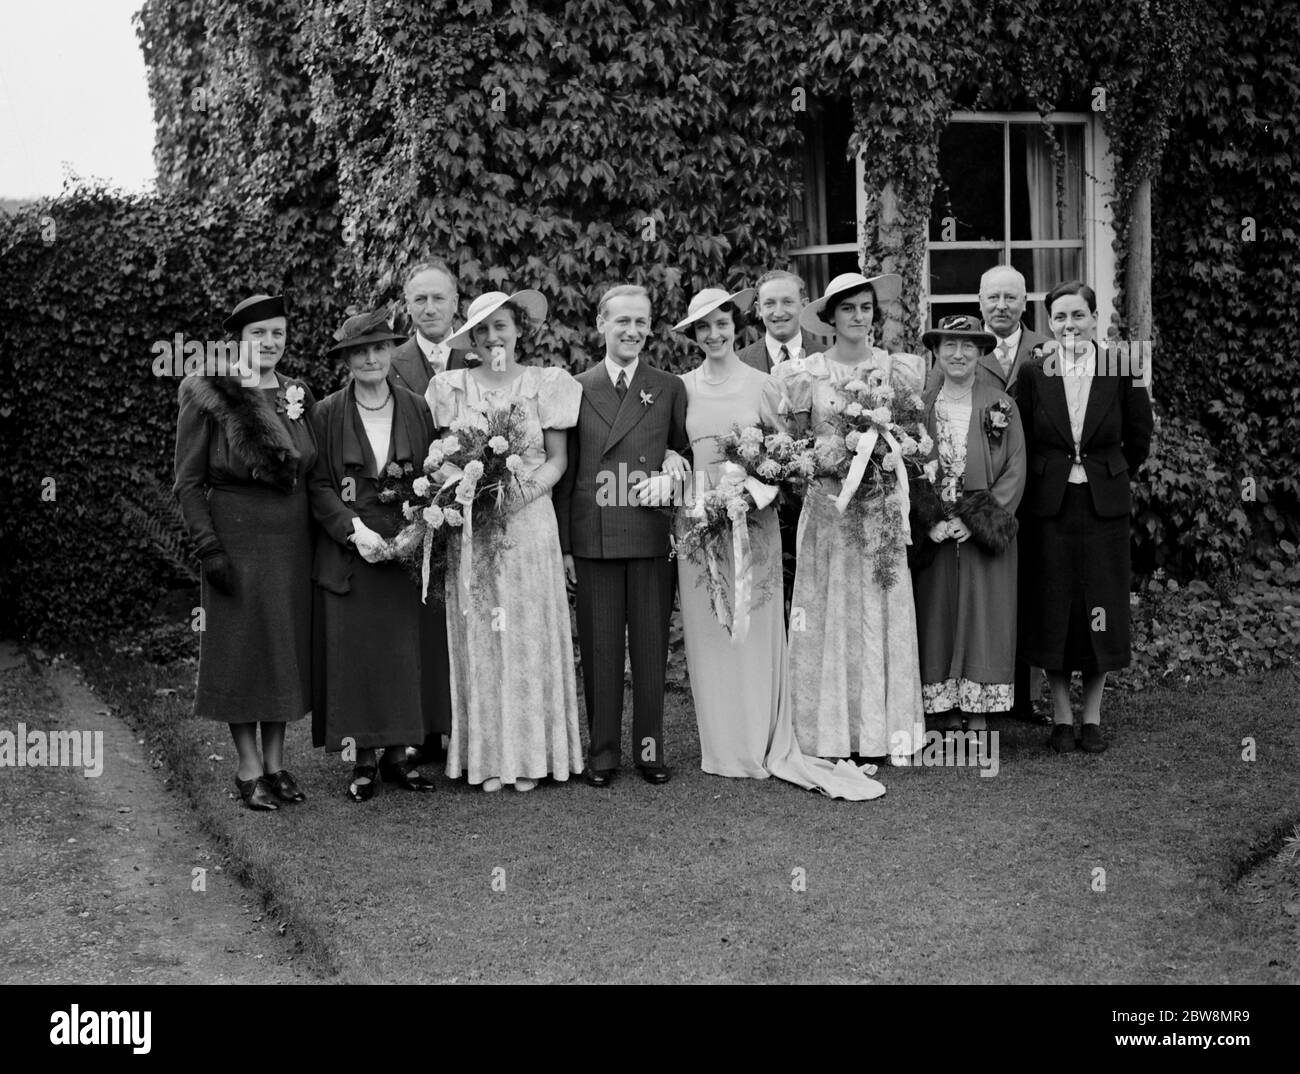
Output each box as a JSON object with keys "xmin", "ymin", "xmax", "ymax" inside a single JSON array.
[{"xmin": 832, "ymin": 425, "xmax": 912, "ymax": 545}]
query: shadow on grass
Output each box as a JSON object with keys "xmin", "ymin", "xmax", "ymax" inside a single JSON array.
[{"xmin": 74, "ymin": 641, "xmax": 1300, "ymax": 984}]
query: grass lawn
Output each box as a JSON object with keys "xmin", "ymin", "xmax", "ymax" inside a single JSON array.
[{"xmin": 74, "ymin": 645, "xmax": 1300, "ymax": 984}]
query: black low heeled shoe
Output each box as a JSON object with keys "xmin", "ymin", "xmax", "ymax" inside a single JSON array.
[
  {"xmin": 235, "ymin": 775, "xmax": 279, "ymax": 811},
  {"xmin": 379, "ymin": 759, "xmax": 437, "ymax": 792},
  {"xmin": 263, "ymin": 769, "xmax": 306, "ymax": 803},
  {"xmin": 348, "ymin": 764, "xmax": 378, "ymax": 802}
]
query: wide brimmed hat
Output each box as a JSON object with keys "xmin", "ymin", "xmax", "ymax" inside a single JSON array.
[
  {"xmin": 223, "ymin": 293, "xmax": 286, "ymax": 333},
  {"xmin": 325, "ymin": 307, "xmax": 407, "ymax": 356},
  {"xmin": 799, "ymin": 272, "xmax": 902, "ymax": 336},
  {"xmin": 444, "ymin": 289, "xmax": 547, "ymax": 350},
  {"xmin": 670, "ymin": 286, "xmax": 756, "ymax": 334},
  {"xmin": 922, "ymin": 314, "xmax": 999, "ymax": 354}
]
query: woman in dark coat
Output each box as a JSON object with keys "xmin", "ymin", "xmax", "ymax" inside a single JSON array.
[
  {"xmin": 1013, "ymin": 282, "xmax": 1154, "ymax": 753},
  {"xmin": 173, "ymin": 294, "xmax": 317, "ymax": 810},
  {"xmin": 913, "ymin": 315, "xmax": 1027, "ymax": 746},
  {"xmin": 308, "ymin": 308, "xmax": 450, "ymax": 800}
]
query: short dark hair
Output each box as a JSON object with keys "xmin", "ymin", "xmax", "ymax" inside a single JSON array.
[
  {"xmin": 1044, "ymin": 280, "xmax": 1096, "ymax": 315},
  {"xmin": 691, "ymin": 301, "xmax": 741, "ymax": 339},
  {"xmin": 469, "ymin": 300, "xmax": 536, "ymax": 360},
  {"xmin": 404, "ymin": 259, "xmax": 458, "ymax": 291},
  {"xmin": 829, "ymin": 283, "xmax": 877, "ymax": 315}
]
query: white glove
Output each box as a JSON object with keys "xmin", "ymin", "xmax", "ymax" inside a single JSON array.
[{"xmin": 350, "ymin": 517, "xmax": 388, "ymax": 563}]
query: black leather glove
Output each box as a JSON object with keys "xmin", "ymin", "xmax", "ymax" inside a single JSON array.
[{"xmin": 201, "ymin": 550, "xmax": 235, "ymax": 596}]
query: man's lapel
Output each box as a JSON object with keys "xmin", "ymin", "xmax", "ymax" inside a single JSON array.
[
  {"xmin": 604, "ymin": 363, "xmax": 654, "ymax": 453},
  {"xmin": 978, "ymin": 351, "xmax": 1009, "ymax": 388},
  {"xmin": 584, "ymin": 364, "xmax": 621, "ymax": 432},
  {"xmin": 1040, "ymin": 361, "xmax": 1075, "ymax": 448}
]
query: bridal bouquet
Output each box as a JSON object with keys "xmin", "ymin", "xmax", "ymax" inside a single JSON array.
[
  {"xmin": 386, "ymin": 401, "xmax": 533, "ymax": 602},
  {"xmin": 674, "ymin": 423, "xmax": 814, "ymax": 642},
  {"xmin": 818, "ymin": 373, "xmax": 932, "ymax": 589}
]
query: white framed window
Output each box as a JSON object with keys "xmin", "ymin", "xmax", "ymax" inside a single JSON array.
[
  {"xmin": 790, "ymin": 109, "xmax": 1116, "ymax": 335},
  {"xmin": 926, "ymin": 111, "xmax": 1116, "ymax": 335}
]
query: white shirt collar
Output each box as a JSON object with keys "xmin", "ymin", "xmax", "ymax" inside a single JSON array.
[
  {"xmin": 986, "ymin": 323, "xmax": 1022, "ymax": 354},
  {"xmin": 765, "ymin": 333, "xmax": 803, "ymax": 364},
  {"xmin": 605, "ymin": 356, "xmax": 638, "ymax": 387},
  {"xmin": 1060, "ymin": 340, "xmax": 1096, "ymax": 371},
  {"xmin": 416, "ymin": 332, "xmax": 450, "ymax": 366}
]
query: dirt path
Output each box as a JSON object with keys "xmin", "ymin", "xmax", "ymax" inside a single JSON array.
[{"xmin": 0, "ymin": 644, "xmax": 313, "ymax": 983}]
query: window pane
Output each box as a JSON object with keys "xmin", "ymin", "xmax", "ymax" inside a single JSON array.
[
  {"xmin": 793, "ymin": 249, "xmax": 859, "ymax": 305},
  {"xmin": 1010, "ymin": 123, "xmax": 1085, "ymax": 241},
  {"xmin": 927, "ymin": 299, "xmax": 983, "ymax": 328},
  {"xmin": 928, "ymin": 248, "xmax": 1001, "ymax": 300},
  {"xmin": 929, "ymin": 122, "xmax": 1004, "ymax": 242},
  {"xmin": 823, "ymin": 104, "xmax": 857, "ymax": 245},
  {"xmin": 1012, "ymin": 248, "xmax": 1083, "ymax": 334}
]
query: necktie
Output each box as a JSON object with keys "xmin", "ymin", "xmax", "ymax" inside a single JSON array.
[
  {"xmin": 778, "ymin": 344, "xmax": 790, "ymax": 367},
  {"xmin": 615, "ymin": 370, "xmax": 628, "ymax": 400},
  {"xmin": 997, "ymin": 342, "xmax": 1011, "ymax": 376}
]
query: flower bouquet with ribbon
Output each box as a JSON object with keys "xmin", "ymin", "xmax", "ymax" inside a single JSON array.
[
  {"xmin": 674, "ymin": 423, "xmax": 813, "ymax": 643},
  {"xmin": 817, "ymin": 375, "xmax": 932, "ymax": 590},
  {"xmin": 386, "ymin": 401, "xmax": 532, "ymax": 604}
]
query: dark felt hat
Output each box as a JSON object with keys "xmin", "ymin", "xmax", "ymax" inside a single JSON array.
[
  {"xmin": 326, "ymin": 307, "xmax": 407, "ymax": 356},
  {"xmin": 922, "ymin": 314, "xmax": 999, "ymax": 353},
  {"xmin": 223, "ymin": 293, "xmax": 286, "ymax": 333}
]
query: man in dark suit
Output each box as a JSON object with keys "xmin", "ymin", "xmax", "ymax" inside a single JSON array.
[
  {"xmin": 736, "ymin": 270, "xmax": 826, "ymax": 372},
  {"xmin": 395, "ymin": 259, "xmax": 467, "ymax": 768},
  {"xmin": 554, "ymin": 284, "xmax": 689, "ymax": 786},
  {"xmin": 386, "ymin": 259, "xmax": 469, "ymax": 397},
  {"xmin": 735, "ymin": 270, "xmax": 820, "ymax": 614}
]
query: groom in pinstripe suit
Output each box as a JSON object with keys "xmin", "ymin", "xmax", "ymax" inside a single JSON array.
[{"xmin": 555, "ymin": 285, "xmax": 689, "ymax": 786}]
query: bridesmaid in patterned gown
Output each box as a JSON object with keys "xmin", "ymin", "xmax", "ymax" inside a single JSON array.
[
  {"xmin": 428, "ymin": 289, "xmax": 584, "ymax": 792},
  {"xmin": 775, "ymin": 273, "xmax": 926, "ymax": 763},
  {"xmin": 650, "ymin": 286, "xmax": 884, "ymax": 799}
]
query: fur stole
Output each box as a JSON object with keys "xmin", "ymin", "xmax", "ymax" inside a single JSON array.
[
  {"xmin": 185, "ymin": 374, "xmax": 301, "ymax": 491},
  {"xmin": 955, "ymin": 489, "xmax": 1018, "ymax": 555}
]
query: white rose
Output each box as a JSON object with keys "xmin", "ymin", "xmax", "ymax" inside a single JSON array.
[
  {"xmin": 412, "ymin": 476, "xmax": 431, "ymax": 497},
  {"xmin": 505, "ymin": 454, "xmax": 523, "ymax": 474},
  {"xmin": 844, "ymin": 402, "xmax": 864, "ymax": 417},
  {"xmin": 423, "ymin": 505, "xmax": 445, "ymax": 528},
  {"xmin": 488, "ymin": 435, "xmax": 509, "ymax": 454},
  {"xmin": 868, "ymin": 407, "xmax": 892, "ymax": 425},
  {"xmin": 443, "ymin": 507, "xmax": 464, "ymax": 527}
]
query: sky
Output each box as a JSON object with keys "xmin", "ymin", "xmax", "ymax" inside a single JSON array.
[{"xmin": 0, "ymin": 1, "xmax": 156, "ymax": 199}]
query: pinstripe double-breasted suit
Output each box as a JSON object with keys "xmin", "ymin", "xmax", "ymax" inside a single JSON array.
[{"xmin": 554, "ymin": 360, "xmax": 689, "ymax": 773}]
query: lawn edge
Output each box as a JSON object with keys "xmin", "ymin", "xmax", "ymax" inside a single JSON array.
[{"xmin": 66, "ymin": 644, "xmax": 345, "ymax": 981}]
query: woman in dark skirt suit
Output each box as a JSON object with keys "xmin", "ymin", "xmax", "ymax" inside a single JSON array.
[
  {"xmin": 308, "ymin": 308, "xmax": 450, "ymax": 801},
  {"xmin": 1013, "ymin": 281, "xmax": 1153, "ymax": 753},
  {"xmin": 173, "ymin": 294, "xmax": 317, "ymax": 810}
]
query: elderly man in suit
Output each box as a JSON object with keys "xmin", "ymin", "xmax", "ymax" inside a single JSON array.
[
  {"xmin": 554, "ymin": 284, "xmax": 689, "ymax": 786},
  {"xmin": 737, "ymin": 270, "xmax": 825, "ymax": 372},
  {"xmin": 925, "ymin": 265, "xmax": 1049, "ymax": 394},
  {"xmin": 387, "ymin": 259, "xmax": 469, "ymax": 396}
]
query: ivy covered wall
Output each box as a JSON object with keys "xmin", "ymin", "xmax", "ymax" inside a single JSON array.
[{"xmin": 1, "ymin": 0, "xmax": 1294, "ymax": 641}]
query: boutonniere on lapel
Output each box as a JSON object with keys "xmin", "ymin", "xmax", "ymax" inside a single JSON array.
[
  {"xmin": 277, "ymin": 382, "xmax": 306, "ymax": 421},
  {"xmin": 984, "ymin": 399, "xmax": 1012, "ymax": 444},
  {"xmin": 640, "ymin": 390, "xmax": 655, "ymax": 408}
]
